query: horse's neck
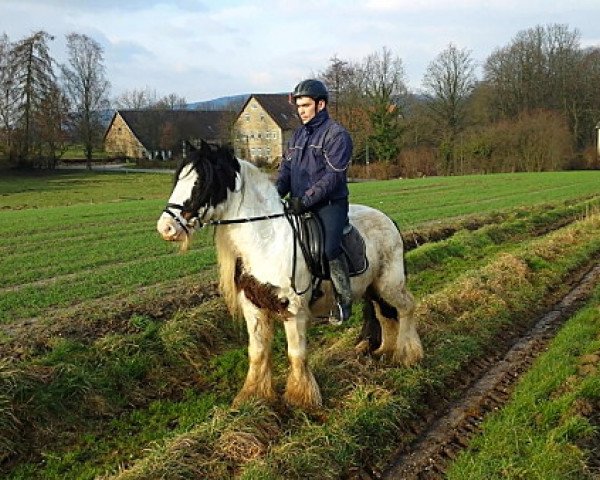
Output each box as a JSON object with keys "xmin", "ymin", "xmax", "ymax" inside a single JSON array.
[
  {"xmin": 223, "ymin": 162, "xmax": 294, "ymax": 276},
  {"xmin": 231, "ymin": 161, "xmax": 282, "ymax": 218}
]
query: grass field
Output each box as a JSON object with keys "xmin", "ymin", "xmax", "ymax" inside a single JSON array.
[{"xmin": 1, "ymin": 169, "xmax": 600, "ymax": 479}]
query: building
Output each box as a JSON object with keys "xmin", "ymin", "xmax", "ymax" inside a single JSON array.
[
  {"xmin": 104, "ymin": 109, "xmax": 233, "ymax": 160},
  {"xmin": 233, "ymin": 94, "xmax": 299, "ymax": 164}
]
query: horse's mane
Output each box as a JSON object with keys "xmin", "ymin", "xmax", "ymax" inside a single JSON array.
[{"xmin": 176, "ymin": 141, "xmax": 241, "ymax": 215}]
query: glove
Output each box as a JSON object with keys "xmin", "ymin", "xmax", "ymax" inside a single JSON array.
[{"xmin": 286, "ymin": 197, "xmax": 307, "ymax": 215}]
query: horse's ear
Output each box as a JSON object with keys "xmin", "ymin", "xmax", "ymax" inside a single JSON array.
[
  {"xmin": 186, "ymin": 140, "xmax": 196, "ymax": 152},
  {"xmin": 199, "ymin": 139, "xmax": 211, "ymax": 152}
]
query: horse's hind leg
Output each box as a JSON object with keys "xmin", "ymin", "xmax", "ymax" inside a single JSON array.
[
  {"xmin": 391, "ymin": 287, "xmax": 423, "ymax": 366},
  {"xmin": 233, "ymin": 295, "xmax": 276, "ymax": 406},
  {"xmin": 373, "ymin": 273, "xmax": 423, "ymax": 366}
]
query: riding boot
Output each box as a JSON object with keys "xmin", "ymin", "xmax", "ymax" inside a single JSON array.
[{"xmin": 329, "ymin": 254, "xmax": 353, "ymax": 325}]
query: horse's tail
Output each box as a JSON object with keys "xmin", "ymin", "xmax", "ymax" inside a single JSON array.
[{"xmin": 214, "ymin": 226, "xmax": 242, "ymax": 318}]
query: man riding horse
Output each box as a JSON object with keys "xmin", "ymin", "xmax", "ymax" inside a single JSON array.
[{"xmin": 276, "ymin": 79, "xmax": 354, "ymax": 325}]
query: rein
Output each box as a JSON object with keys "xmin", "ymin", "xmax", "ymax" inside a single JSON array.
[{"xmin": 163, "ymin": 202, "xmax": 285, "ymax": 231}]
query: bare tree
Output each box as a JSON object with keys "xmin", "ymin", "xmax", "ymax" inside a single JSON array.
[
  {"xmin": 320, "ymin": 55, "xmax": 371, "ymax": 162},
  {"xmin": 362, "ymin": 47, "xmax": 407, "ymax": 163},
  {"xmin": 483, "ymin": 24, "xmax": 581, "ymax": 121},
  {"xmin": 34, "ymin": 83, "xmax": 70, "ymax": 168},
  {"xmin": 61, "ymin": 33, "xmax": 110, "ymax": 169},
  {"xmin": 154, "ymin": 93, "xmax": 187, "ymax": 110},
  {"xmin": 113, "ymin": 87, "xmax": 159, "ymax": 109},
  {"xmin": 422, "ymin": 43, "xmax": 477, "ymax": 173}
]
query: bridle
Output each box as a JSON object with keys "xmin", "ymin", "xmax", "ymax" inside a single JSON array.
[
  {"xmin": 163, "ymin": 203, "xmax": 200, "ymax": 235},
  {"xmin": 162, "ymin": 202, "xmax": 286, "ymax": 234}
]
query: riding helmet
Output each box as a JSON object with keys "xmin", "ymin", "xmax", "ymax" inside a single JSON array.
[{"xmin": 291, "ymin": 79, "xmax": 329, "ymax": 102}]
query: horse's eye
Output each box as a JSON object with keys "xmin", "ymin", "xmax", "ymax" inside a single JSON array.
[{"xmin": 182, "ymin": 211, "xmax": 194, "ymax": 220}]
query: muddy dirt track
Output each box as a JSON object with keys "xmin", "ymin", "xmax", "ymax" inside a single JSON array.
[{"xmin": 364, "ymin": 261, "xmax": 600, "ymax": 480}]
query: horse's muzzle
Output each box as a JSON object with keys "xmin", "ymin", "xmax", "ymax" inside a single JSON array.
[{"xmin": 157, "ymin": 215, "xmax": 185, "ymax": 242}]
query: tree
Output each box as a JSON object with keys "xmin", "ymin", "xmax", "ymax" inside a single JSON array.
[
  {"xmin": 482, "ymin": 24, "xmax": 595, "ymax": 148},
  {"xmin": 154, "ymin": 93, "xmax": 187, "ymax": 110},
  {"xmin": 0, "ymin": 33, "xmax": 18, "ymax": 163},
  {"xmin": 422, "ymin": 43, "xmax": 477, "ymax": 173},
  {"xmin": 319, "ymin": 55, "xmax": 371, "ymax": 163},
  {"xmin": 61, "ymin": 33, "xmax": 110, "ymax": 169},
  {"xmin": 33, "ymin": 83, "xmax": 70, "ymax": 168},
  {"xmin": 10, "ymin": 31, "xmax": 56, "ymax": 167},
  {"xmin": 113, "ymin": 87, "xmax": 157, "ymax": 109},
  {"xmin": 362, "ymin": 47, "xmax": 407, "ymax": 163}
]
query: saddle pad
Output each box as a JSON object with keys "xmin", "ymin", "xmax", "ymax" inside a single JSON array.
[
  {"xmin": 342, "ymin": 225, "xmax": 368, "ymax": 277},
  {"xmin": 298, "ymin": 213, "xmax": 368, "ymax": 279}
]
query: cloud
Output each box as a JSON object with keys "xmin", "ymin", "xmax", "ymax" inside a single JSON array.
[{"xmin": 1, "ymin": 0, "xmax": 599, "ymax": 101}]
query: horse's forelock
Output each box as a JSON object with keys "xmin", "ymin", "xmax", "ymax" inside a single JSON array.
[{"xmin": 180, "ymin": 144, "xmax": 241, "ymax": 212}]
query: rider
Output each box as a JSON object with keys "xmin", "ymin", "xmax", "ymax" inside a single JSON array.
[{"xmin": 276, "ymin": 79, "xmax": 354, "ymax": 324}]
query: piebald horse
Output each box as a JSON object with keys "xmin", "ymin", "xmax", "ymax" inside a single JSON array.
[{"xmin": 157, "ymin": 141, "xmax": 423, "ymax": 409}]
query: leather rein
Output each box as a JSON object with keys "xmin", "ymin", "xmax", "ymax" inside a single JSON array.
[{"xmin": 163, "ymin": 202, "xmax": 285, "ymax": 234}]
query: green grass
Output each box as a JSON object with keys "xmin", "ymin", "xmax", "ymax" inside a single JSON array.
[
  {"xmin": 0, "ymin": 170, "xmax": 170, "ymax": 209},
  {"xmin": 61, "ymin": 145, "xmax": 111, "ymax": 161},
  {"xmin": 446, "ymin": 284, "xmax": 600, "ymax": 480},
  {"xmin": 350, "ymin": 171, "xmax": 600, "ymax": 228}
]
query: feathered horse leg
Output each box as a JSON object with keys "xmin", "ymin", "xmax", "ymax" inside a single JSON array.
[
  {"xmin": 282, "ymin": 309, "xmax": 322, "ymax": 409},
  {"xmin": 233, "ymin": 294, "xmax": 276, "ymax": 405}
]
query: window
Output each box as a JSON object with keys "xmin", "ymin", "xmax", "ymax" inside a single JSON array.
[{"xmin": 245, "ymin": 113, "xmax": 250, "ymax": 121}]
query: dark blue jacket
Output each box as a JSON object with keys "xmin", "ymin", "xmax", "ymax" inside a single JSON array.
[{"xmin": 276, "ymin": 109, "xmax": 352, "ymax": 208}]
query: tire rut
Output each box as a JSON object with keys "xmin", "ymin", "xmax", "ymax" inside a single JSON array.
[{"xmin": 380, "ymin": 261, "xmax": 600, "ymax": 480}]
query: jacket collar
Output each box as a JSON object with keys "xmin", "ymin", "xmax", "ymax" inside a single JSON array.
[{"xmin": 303, "ymin": 108, "xmax": 329, "ymax": 133}]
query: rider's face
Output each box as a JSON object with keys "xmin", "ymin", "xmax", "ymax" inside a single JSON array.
[{"xmin": 295, "ymin": 97, "xmax": 325, "ymax": 124}]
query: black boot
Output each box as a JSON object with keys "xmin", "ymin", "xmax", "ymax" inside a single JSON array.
[{"xmin": 329, "ymin": 255, "xmax": 353, "ymax": 325}]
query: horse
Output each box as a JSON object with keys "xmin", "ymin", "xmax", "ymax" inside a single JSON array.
[{"xmin": 156, "ymin": 141, "xmax": 423, "ymax": 409}]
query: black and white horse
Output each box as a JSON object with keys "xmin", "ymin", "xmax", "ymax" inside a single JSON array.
[{"xmin": 157, "ymin": 141, "xmax": 422, "ymax": 409}]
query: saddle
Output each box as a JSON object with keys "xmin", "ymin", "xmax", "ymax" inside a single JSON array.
[{"xmin": 297, "ymin": 212, "xmax": 368, "ymax": 280}]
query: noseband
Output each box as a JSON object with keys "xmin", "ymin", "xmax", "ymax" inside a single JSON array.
[{"xmin": 163, "ymin": 203, "xmax": 201, "ymax": 235}]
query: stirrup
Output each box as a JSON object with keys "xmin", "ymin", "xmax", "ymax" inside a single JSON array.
[
  {"xmin": 329, "ymin": 301, "xmax": 352, "ymax": 326},
  {"xmin": 328, "ymin": 302, "xmax": 345, "ymax": 326}
]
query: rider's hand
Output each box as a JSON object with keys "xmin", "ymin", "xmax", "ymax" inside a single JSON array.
[{"xmin": 286, "ymin": 197, "xmax": 307, "ymax": 215}]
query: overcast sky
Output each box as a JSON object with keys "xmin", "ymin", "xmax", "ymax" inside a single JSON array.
[{"xmin": 2, "ymin": 0, "xmax": 600, "ymax": 103}]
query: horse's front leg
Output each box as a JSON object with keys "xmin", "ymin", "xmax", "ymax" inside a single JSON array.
[
  {"xmin": 283, "ymin": 309, "xmax": 322, "ymax": 409},
  {"xmin": 233, "ymin": 294, "xmax": 276, "ymax": 406}
]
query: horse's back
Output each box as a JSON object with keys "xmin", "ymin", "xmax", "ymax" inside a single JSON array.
[
  {"xmin": 349, "ymin": 203, "xmax": 399, "ymax": 236},
  {"xmin": 349, "ymin": 203, "xmax": 404, "ymax": 268}
]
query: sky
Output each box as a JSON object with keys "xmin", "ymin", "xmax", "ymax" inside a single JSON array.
[{"xmin": 2, "ymin": 0, "xmax": 600, "ymax": 103}]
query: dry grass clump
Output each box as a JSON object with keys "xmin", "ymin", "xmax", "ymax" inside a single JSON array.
[
  {"xmin": 107, "ymin": 400, "xmax": 281, "ymax": 480},
  {"xmin": 0, "ymin": 359, "xmax": 22, "ymax": 462},
  {"xmin": 211, "ymin": 400, "xmax": 281, "ymax": 464},
  {"xmin": 159, "ymin": 299, "xmax": 235, "ymax": 368}
]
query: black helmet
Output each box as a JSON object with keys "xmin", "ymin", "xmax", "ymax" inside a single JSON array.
[{"xmin": 291, "ymin": 79, "xmax": 328, "ymax": 102}]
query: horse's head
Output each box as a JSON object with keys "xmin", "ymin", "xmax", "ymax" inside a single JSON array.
[{"xmin": 157, "ymin": 140, "xmax": 240, "ymax": 251}]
